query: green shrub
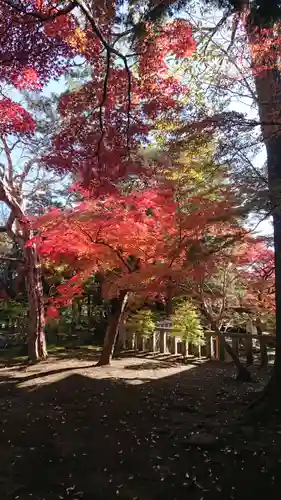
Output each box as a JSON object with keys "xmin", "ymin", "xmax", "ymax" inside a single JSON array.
[
  {"xmin": 125, "ymin": 309, "xmax": 158, "ymax": 338},
  {"xmin": 171, "ymin": 301, "xmax": 204, "ymax": 345},
  {"xmin": 0, "ymin": 300, "xmax": 27, "ymax": 335}
]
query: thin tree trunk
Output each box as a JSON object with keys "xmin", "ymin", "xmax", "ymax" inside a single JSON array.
[
  {"xmin": 246, "ymin": 18, "xmax": 281, "ymax": 407},
  {"xmin": 166, "ymin": 288, "xmax": 173, "ymax": 316},
  {"xmin": 113, "ymin": 310, "xmax": 129, "ymax": 356},
  {"xmin": 71, "ymin": 301, "xmax": 76, "ymax": 330},
  {"xmin": 201, "ymin": 303, "xmax": 251, "ymax": 380},
  {"xmin": 77, "ymin": 299, "xmax": 82, "ymax": 325},
  {"xmin": 24, "ymin": 244, "xmax": 47, "ymax": 363},
  {"xmin": 87, "ymin": 293, "xmax": 91, "ymax": 328},
  {"xmin": 215, "ymin": 326, "xmax": 251, "ymax": 381},
  {"xmin": 96, "ymin": 291, "xmax": 128, "ymax": 366}
]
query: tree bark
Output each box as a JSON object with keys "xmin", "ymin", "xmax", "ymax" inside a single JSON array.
[
  {"xmin": 0, "ymin": 146, "xmax": 48, "ymax": 363},
  {"xmin": 87, "ymin": 293, "xmax": 92, "ymax": 327},
  {"xmin": 165, "ymin": 281, "xmax": 173, "ymax": 316},
  {"xmin": 24, "ymin": 243, "xmax": 47, "ymax": 363},
  {"xmin": 201, "ymin": 304, "xmax": 251, "ymax": 380},
  {"xmin": 216, "ymin": 329, "xmax": 251, "ymax": 381},
  {"xmin": 246, "ymin": 18, "xmax": 281, "ymax": 406},
  {"xmin": 96, "ymin": 291, "xmax": 128, "ymax": 366}
]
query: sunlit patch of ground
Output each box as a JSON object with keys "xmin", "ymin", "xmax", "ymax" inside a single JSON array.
[{"xmin": 1, "ymin": 355, "xmax": 203, "ymax": 389}]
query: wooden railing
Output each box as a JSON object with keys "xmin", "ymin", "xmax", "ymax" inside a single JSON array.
[{"xmin": 120, "ymin": 326, "xmax": 276, "ymax": 368}]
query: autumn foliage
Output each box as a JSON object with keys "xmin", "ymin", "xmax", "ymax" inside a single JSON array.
[
  {"xmin": 0, "ymin": 0, "xmax": 277, "ymax": 369},
  {"xmin": 40, "ymin": 18, "xmax": 194, "ymax": 189},
  {"xmin": 29, "ymin": 173, "xmax": 243, "ymax": 321},
  {"xmin": 241, "ymin": 241, "xmax": 275, "ymax": 315},
  {"xmin": 0, "ymin": 1, "xmax": 75, "ymax": 89}
]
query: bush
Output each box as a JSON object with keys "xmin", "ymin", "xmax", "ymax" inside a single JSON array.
[
  {"xmin": 0, "ymin": 299, "xmax": 27, "ymax": 334},
  {"xmin": 171, "ymin": 301, "xmax": 204, "ymax": 345},
  {"xmin": 125, "ymin": 309, "xmax": 158, "ymax": 339}
]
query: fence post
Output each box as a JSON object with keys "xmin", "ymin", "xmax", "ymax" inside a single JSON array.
[
  {"xmin": 171, "ymin": 336, "xmax": 179, "ymax": 355},
  {"xmin": 151, "ymin": 331, "xmax": 157, "ymax": 352},
  {"xmin": 205, "ymin": 334, "xmax": 212, "ymax": 358},
  {"xmin": 131, "ymin": 332, "xmax": 136, "ymax": 350},
  {"xmin": 192, "ymin": 344, "xmax": 202, "ymax": 358},
  {"xmin": 160, "ymin": 330, "xmax": 167, "ymax": 353},
  {"xmin": 245, "ymin": 335, "xmax": 253, "ymax": 365},
  {"xmin": 140, "ymin": 335, "xmax": 146, "ymax": 351},
  {"xmin": 215, "ymin": 335, "xmax": 225, "ymax": 360},
  {"xmin": 181, "ymin": 340, "xmax": 188, "ymax": 357},
  {"xmin": 260, "ymin": 336, "xmax": 268, "ymax": 368},
  {"xmin": 232, "ymin": 336, "xmax": 239, "ymax": 357}
]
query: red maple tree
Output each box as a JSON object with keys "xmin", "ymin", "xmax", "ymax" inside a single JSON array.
[
  {"xmin": 241, "ymin": 241, "xmax": 275, "ymax": 324},
  {"xmin": 0, "ymin": 0, "xmax": 196, "ymax": 362},
  {"xmin": 31, "ymin": 175, "xmax": 241, "ymax": 365}
]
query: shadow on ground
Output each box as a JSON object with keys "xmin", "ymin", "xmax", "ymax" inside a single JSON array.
[
  {"xmin": 0, "ymin": 357, "xmax": 278, "ymax": 500},
  {"xmin": 123, "ymin": 361, "xmax": 183, "ymax": 370}
]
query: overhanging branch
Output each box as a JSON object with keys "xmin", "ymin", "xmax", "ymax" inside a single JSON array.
[
  {"xmin": 2, "ymin": 0, "xmax": 76, "ymax": 21},
  {"xmin": 0, "ymin": 254, "xmax": 23, "ymax": 263}
]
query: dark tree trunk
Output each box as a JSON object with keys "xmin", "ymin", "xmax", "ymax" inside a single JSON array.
[
  {"xmin": 87, "ymin": 294, "xmax": 91, "ymax": 327},
  {"xmin": 24, "ymin": 244, "xmax": 47, "ymax": 363},
  {"xmin": 165, "ymin": 282, "xmax": 173, "ymax": 316},
  {"xmin": 71, "ymin": 301, "xmax": 76, "ymax": 329},
  {"xmin": 96, "ymin": 291, "xmax": 128, "ymax": 366},
  {"xmin": 202, "ymin": 306, "xmax": 251, "ymax": 381},
  {"xmin": 256, "ymin": 317, "xmax": 263, "ymax": 336},
  {"xmin": 217, "ymin": 328, "xmax": 251, "ymax": 381},
  {"xmin": 246, "ymin": 18, "xmax": 281, "ymax": 408},
  {"xmin": 77, "ymin": 299, "xmax": 82, "ymax": 325},
  {"xmin": 257, "ymin": 317, "xmax": 269, "ymax": 367}
]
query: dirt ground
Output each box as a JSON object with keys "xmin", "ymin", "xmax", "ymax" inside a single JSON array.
[{"xmin": 0, "ymin": 351, "xmax": 280, "ymax": 500}]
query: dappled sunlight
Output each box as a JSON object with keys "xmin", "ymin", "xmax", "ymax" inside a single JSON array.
[{"xmin": 10, "ymin": 356, "xmax": 204, "ymax": 390}]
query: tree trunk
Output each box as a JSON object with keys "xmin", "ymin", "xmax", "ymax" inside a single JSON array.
[
  {"xmin": 166, "ymin": 282, "xmax": 173, "ymax": 316},
  {"xmin": 96, "ymin": 291, "xmax": 128, "ymax": 366},
  {"xmin": 77, "ymin": 299, "xmax": 82, "ymax": 325},
  {"xmin": 246, "ymin": 18, "xmax": 281, "ymax": 406},
  {"xmin": 24, "ymin": 243, "xmax": 47, "ymax": 363},
  {"xmin": 71, "ymin": 301, "xmax": 76, "ymax": 329},
  {"xmin": 217, "ymin": 329, "xmax": 251, "ymax": 381},
  {"xmin": 201, "ymin": 305, "xmax": 251, "ymax": 380},
  {"xmin": 0, "ymin": 177, "xmax": 47, "ymax": 363},
  {"xmin": 87, "ymin": 293, "xmax": 92, "ymax": 328}
]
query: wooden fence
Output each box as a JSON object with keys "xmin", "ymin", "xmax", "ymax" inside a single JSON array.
[{"xmin": 120, "ymin": 322, "xmax": 276, "ymax": 368}]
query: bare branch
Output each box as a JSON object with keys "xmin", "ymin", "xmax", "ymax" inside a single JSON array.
[
  {"xmin": 201, "ymin": 9, "xmax": 233, "ymax": 56},
  {"xmin": 15, "ymin": 158, "xmax": 38, "ymax": 189},
  {"xmin": 2, "ymin": 0, "xmax": 76, "ymax": 21},
  {"xmin": 96, "ymin": 49, "xmax": 111, "ymax": 163},
  {"xmin": 123, "ymin": 56, "xmax": 132, "ymax": 150},
  {"xmin": 0, "ymin": 254, "xmax": 23, "ymax": 263},
  {"xmin": 74, "ymin": 0, "xmax": 132, "ymax": 151},
  {"xmin": 211, "ymin": 38, "xmax": 257, "ymax": 103}
]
